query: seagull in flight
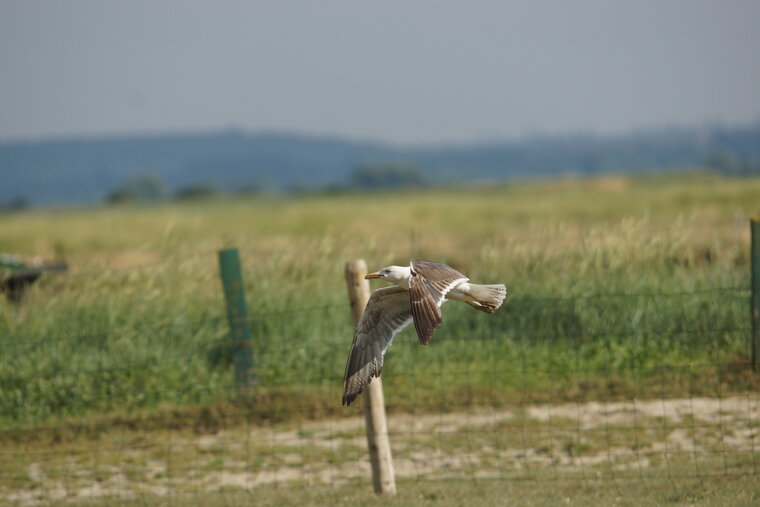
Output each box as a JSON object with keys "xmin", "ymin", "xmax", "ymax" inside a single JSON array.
[{"xmin": 342, "ymin": 259, "xmax": 506, "ymax": 406}]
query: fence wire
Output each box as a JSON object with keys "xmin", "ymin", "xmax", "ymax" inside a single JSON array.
[{"xmin": 0, "ymin": 281, "xmax": 757, "ymax": 503}]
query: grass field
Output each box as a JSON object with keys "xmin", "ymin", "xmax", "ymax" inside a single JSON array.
[
  {"xmin": 0, "ymin": 173, "xmax": 758, "ymax": 428},
  {"xmin": 1, "ymin": 172, "xmax": 759, "ymax": 503}
]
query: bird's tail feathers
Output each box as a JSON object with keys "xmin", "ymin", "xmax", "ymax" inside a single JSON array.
[{"xmin": 466, "ymin": 284, "xmax": 507, "ymax": 313}]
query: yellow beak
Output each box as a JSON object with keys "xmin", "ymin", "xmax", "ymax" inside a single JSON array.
[{"xmin": 365, "ymin": 272, "xmax": 382, "ymax": 279}]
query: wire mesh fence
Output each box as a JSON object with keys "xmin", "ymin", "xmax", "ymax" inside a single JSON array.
[
  {"xmin": 1, "ymin": 279, "xmax": 758, "ymax": 503},
  {"xmin": 1, "ymin": 218, "xmax": 758, "ymax": 503}
]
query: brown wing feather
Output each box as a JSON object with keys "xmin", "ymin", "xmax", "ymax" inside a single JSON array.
[
  {"xmin": 409, "ymin": 277, "xmax": 442, "ymax": 345},
  {"xmin": 409, "ymin": 260, "xmax": 469, "ymax": 345},
  {"xmin": 410, "ymin": 259, "xmax": 467, "ymax": 288},
  {"xmin": 342, "ymin": 285, "xmax": 413, "ymax": 406}
]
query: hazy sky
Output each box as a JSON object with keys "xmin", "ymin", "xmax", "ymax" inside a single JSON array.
[{"xmin": 1, "ymin": 0, "xmax": 759, "ymax": 145}]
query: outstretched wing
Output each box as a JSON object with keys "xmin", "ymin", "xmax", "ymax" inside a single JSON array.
[
  {"xmin": 342, "ymin": 285, "xmax": 413, "ymax": 406},
  {"xmin": 408, "ymin": 259, "xmax": 468, "ymax": 345}
]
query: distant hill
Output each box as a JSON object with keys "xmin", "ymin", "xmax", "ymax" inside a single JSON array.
[{"xmin": 1, "ymin": 124, "xmax": 759, "ymax": 205}]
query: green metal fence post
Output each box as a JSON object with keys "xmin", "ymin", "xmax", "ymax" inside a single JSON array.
[
  {"xmin": 218, "ymin": 248, "xmax": 255, "ymax": 388},
  {"xmin": 752, "ymin": 219, "xmax": 760, "ymax": 371}
]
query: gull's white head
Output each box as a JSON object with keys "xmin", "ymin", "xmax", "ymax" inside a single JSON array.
[{"xmin": 365, "ymin": 265, "xmax": 411, "ymax": 284}]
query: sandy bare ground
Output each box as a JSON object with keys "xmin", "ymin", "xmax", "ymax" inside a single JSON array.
[{"xmin": 5, "ymin": 396, "xmax": 758, "ymax": 504}]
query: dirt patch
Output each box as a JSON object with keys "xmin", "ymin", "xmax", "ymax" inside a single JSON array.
[
  {"xmin": 4, "ymin": 396, "xmax": 758, "ymax": 504},
  {"xmin": 525, "ymin": 397, "xmax": 757, "ymax": 428}
]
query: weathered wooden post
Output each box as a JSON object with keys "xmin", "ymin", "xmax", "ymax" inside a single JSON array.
[
  {"xmin": 751, "ymin": 219, "xmax": 760, "ymax": 371},
  {"xmin": 218, "ymin": 248, "xmax": 255, "ymax": 389},
  {"xmin": 344, "ymin": 259, "xmax": 397, "ymax": 495}
]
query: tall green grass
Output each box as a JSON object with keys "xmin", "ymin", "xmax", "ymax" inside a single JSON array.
[{"xmin": 0, "ymin": 173, "xmax": 758, "ymax": 428}]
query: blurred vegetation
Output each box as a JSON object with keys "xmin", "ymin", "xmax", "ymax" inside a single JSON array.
[
  {"xmin": 3, "ymin": 123, "xmax": 760, "ymax": 205},
  {"xmin": 174, "ymin": 183, "xmax": 222, "ymax": 201},
  {"xmin": 0, "ymin": 173, "xmax": 758, "ymax": 430},
  {"xmin": 704, "ymin": 149, "xmax": 760, "ymax": 177},
  {"xmin": 105, "ymin": 174, "xmax": 169, "ymax": 204},
  {"xmin": 348, "ymin": 162, "xmax": 427, "ymax": 189},
  {"xmin": 0, "ymin": 195, "xmax": 30, "ymax": 212}
]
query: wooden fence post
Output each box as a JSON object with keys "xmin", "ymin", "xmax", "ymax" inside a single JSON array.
[
  {"xmin": 751, "ymin": 219, "xmax": 760, "ymax": 371},
  {"xmin": 345, "ymin": 259, "xmax": 397, "ymax": 495},
  {"xmin": 218, "ymin": 248, "xmax": 255, "ymax": 389}
]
